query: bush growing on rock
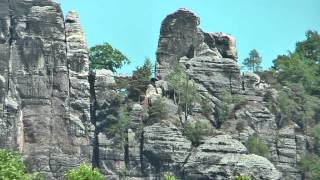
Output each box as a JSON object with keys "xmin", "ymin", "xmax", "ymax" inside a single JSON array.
[
  {"xmin": 0, "ymin": 149, "xmax": 41, "ymax": 180},
  {"xmin": 128, "ymin": 58, "xmax": 153, "ymax": 101},
  {"xmin": 217, "ymin": 89, "xmax": 247, "ymax": 128},
  {"xmin": 311, "ymin": 123, "xmax": 320, "ymax": 154},
  {"xmin": 245, "ymin": 135, "xmax": 271, "ymax": 160},
  {"xmin": 201, "ymin": 95, "xmax": 213, "ymax": 120},
  {"xmin": 147, "ymin": 97, "xmax": 170, "ymax": 123},
  {"xmin": 166, "ymin": 63, "xmax": 200, "ymax": 124},
  {"xmin": 277, "ymin": 84, "xmax": 319, "ymax": 129},
  {"xmin": 164, "ymin": 174, "xmax": 176, "ymax": 180},
  {"xmin": 184, "ymin": 121, "xmax": 209, "ymax": 146},
  {"xmin": 65, "ymin": 163, "xmax": 104, "ymax": 180},
  {"xmin": 105, "ymin": 107, "xmax": 131, "ymax": 146},
  {"xmin": 298, "ymin": 153, "xmax": 320, "ymax": 180},
  {"xmin": 235, "ymin": 175, "xmax": 251, "ymax": 180}
]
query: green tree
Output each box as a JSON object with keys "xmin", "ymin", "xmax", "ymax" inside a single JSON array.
[
  {"xmin": 164, "ymin": 174, "xmax": 176, "ymax": 180},
  {"xmin": 65, "ymin": 163, "xmax": 104, "ymax": 180},
  {"xmin": 89, "ymin": 42, "xmax": 130, "ymax": 72},
  {"xmin": 105, "ymin": 106, "xmax": 131, "ymax": 146},
  {"xmin": 245, "ymin": 135, "xmax": 271, "ymax": 160},
  {"xmin": 296, "ymin": 30, "xmax": 320, "ymax": 64},
  {"xmin": 147, "ymin": 97, "xmax": 169, "ymax": 124},
  {"xmin": 166, "ymin": 64, "xmax": 200, "ymax": 126},
  {"xmin": 0, "ymin": 149, "xmax": 41, "ymax": 180},
  {"xmin": 311, "ymin": 123, "xmax": 320, "ymax": 155},
  {"xmin": 277, "ymin": 84, "xmax": 318, "ymax": 129},
  {"xmin": 243, "ymin": 49, "xmax": 262, "ymax": 72},
  {"xmin": 217, "ymin": 89, "xmax": 246, "ymax": 128},
  {"xmin": 298, "ymin": 153, "xmax": 320, "ymax": 180},
  {"xmin": 128, "ymin": 58, "xmax": 153, "ymax": 101},
  {"xmin": 184, "ymin": 121, "xmax": 209, "ymax": 146},
  {"xmin": 273, "ymin": 52, "xmax": 318, "ymax": 93}
]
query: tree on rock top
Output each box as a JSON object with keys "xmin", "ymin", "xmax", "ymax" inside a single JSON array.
[
  {"xmin": 89, "ymin": 42, "xmax": 130, "ymax": 72},
  {"xmin": 242, "ymin": 49, "xmax": 262, "ymax": 72}
]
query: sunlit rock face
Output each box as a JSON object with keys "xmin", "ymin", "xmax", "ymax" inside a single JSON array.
[
  {"xmin": 0, "ymin": 1, "xmax": 92, "ymax": 179},
  {"xmin": 0, "ymin": 1, "xmax": 307, "ymax": 180}
]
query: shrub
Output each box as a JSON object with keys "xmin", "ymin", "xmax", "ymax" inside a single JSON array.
[
  {"xmin": 201, "ymin": 96, "xmax": 213, "ymax": 119},
  {"xmin": 105, "ymin": 107, "xmax": 131, "ymax": 146},
  {"xmin": 164, "ymin": 174, "xmax": 176, "ymax": 180},
  {"xmin": 166, "ymin": 64, "xmax": 200, "ymax": 123},
  {"xmin": 217, "ymin": 89, "xmax": 247, "ymax": 128},
  {"xmin": 236, "ymin": 121, "xmax": 246, "ymax": 132},
  {"xmin": 311, "ymin": 124, "xmax": 320, "ymax": 154},
  {"xmin": 298, "ymin": 153, "xmax": 320, "ymax": 180},
  {"xmin": 184, "ymin": 121, "xmax": 209, "ymax": 146},
  {"xmin": 148, "ymin": 97, "xmax": 169, "ymax": 121},
  {"xmin": 65, "ymin": 163, "xmax": 104, "ymax": 180},
  {"xmin": 0, "ymin": 149, "xmax": 29, "ymax": 180},
  {"xmin": 277, "ymin": 84, "xmax": 319, "ymax": 129},
  {"xmin": 235, "ymin": 175, "xmax": 251, "ymax": 180},
  {"xmin": 0, "ymin": 149, "xmax": 43, "ymax": 180},
  {"xmin": 245, "ymin": 135, "xmax": 271, "ymax": 160}
]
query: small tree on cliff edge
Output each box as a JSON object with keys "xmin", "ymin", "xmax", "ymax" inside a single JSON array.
[
  {"xmin": 243, "ymin": 49, "xmax": 262, "ymax": 72},
  {"xmin": 89, "ymin": 42, "xmax": 130, "ymax": 72},
  {"xmin": 128, "ymin": 58, "xmax": 153, "ymax": 101}
]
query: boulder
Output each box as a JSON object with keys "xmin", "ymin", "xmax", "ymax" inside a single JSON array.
[{"xmin": 184, "ymin": 135, "xmax": 281, "ymax": 180}]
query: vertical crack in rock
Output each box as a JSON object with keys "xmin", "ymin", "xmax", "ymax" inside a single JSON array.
[{"xmin": 89, "ymin": 72, "xmax": 99, "ymax": 168}]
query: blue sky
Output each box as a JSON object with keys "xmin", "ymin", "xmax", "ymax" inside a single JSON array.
[{"xmin": 59, "ymin": 0, "xmax": 320, "ymax": 74}]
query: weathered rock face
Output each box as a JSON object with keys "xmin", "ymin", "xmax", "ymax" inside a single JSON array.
[
  {"xmin": 0, "ymin": 1, "xmax": 92, "ymax": 179},
  {"xmin": 184, "ymin": 135, "xmax": 281, "ymax": 180},
  {"xmin": 142, "ymin": 122, "xmax": 192, "ymax": 179},
  {"xmin": 0, "ymin": 2, "xmax": 308, "ymax": 180},
  {"xmin": 156, "ymin": 8, "xmax": 240, "ymax": 96},
  {"xmin": 156, "ymin": 9, "xmax": 203, "ymax": 78}
]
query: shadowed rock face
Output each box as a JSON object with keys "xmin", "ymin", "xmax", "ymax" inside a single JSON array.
[{"xmin": 0, "ymin": 1, "xmax": 92, "ymax": 179}]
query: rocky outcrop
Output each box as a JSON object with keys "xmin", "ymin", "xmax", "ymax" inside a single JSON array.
[
  {"xmin": 143, "ymin": 122, "xmax": 192, "ymax": 179},
  {"xmin": 184, "ymin": 135, "xmax": 281, "ymax": 180},
  {"xmin": 0, "ymin": 2, "xmax": 308, "ymax": 180},
  {"xmin": 0, "ymin": 1, "xmax": 92, "ymax": 179}
]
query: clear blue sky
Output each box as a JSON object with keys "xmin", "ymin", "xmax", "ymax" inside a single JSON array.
[{"xmin": 59, "ymin": 0, "xmax": 320, "ymax": 74}]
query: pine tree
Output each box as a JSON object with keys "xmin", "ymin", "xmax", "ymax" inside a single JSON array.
[{"xmin": 243, "ymin": 49, "xmax": 262, "ymax": 72}]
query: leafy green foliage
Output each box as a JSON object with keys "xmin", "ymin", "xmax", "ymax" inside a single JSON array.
[
  {"xmin": 277, "ymin": 84, "xmax": 318, "ymax": 129},
  {"xmin": 298, "ymin": 153, "xmax": 320, "ymax": 180},
  {"xmin": 164, "ymin": 174, "xmax": 176, "ymax": 180},
  {"xmin": 0, "ymin": 149, "xmax": 29, "ymax": 180},
  {"xmin": 296, "ymin": 30, "xmax": 320, "ymax": 64},
  {"xmin": 235, "ymin": 175, "xmax": 251, "ymax": 180},
  {"xmin": 311, "ymin": 123, "xmax": 320, "ymax": 154},
  {"xmin": 128, "ymin": 58, "xmax": 153, "ymax": 101},
  {"xmin": 184, "ymin": 121, "xmax": 209, "ymax": 146},
  {"xmin": 0, "ymin": 149, "xmax": 42, "ymax": 180},
  {"xmin": 147, "ymin": 97, "xmax": 169, "ymax": 123},
  {"xmin": 245, "ymin": 135, "xmax": 271, "ymax": 160},
  {"xmin": 273, "ymin": 52, "xmax": 318, "ymax": 94},
  {"xmin": 105, "ymin": 107, "xmax": 131, "ymax": 146},
  {"xmin": 201, "ymin": 96, "xmax": 213, "ymax": 119},
  {"xmin": 65, "ymin": 163, "xmax": 104, "ymax": 180},
  {"xmin": 217, "ymin": 90, "xmax": 246, "ymax": 128},
  {"xmin": 118, "ymin": 167, "xmax": 126, "ymax": 179},
  {"xmin": 242, "ymin": 49, "xmax": 262, "ymax": 72},
  {"xmin": 89, "ymin": 42, "xmax": 130, "ymax": 72},
  {"xmin": 271, "ymin": 31, "xmax": 320, "ymax": 95},
  {"xmin": 166, "ymin": 64, "xmax": 200, "ymax": 123}
]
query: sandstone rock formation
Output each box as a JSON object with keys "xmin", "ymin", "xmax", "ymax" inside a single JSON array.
[
  {"xmin": 0, "ymin": 1, "xmax": 92, "ymax": 178},
  {"xmin": 0, "ymin": 2, "xmax": 307, "ymax": 180}
]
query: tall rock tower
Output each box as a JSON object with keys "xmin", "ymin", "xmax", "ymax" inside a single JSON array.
[{"xmin": 0, "ymin": 1, "xmax": 92, "ymax": 179}]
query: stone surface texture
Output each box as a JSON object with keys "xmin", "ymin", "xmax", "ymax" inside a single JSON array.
[{"xmin": 0, "ymin": 2, "xmax": 307, "ymax": 180}]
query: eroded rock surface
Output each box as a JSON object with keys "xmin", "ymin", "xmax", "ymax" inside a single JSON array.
[{"xmin": 0, "ymin": 2, "xmax": 307, "ymax": 180}]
